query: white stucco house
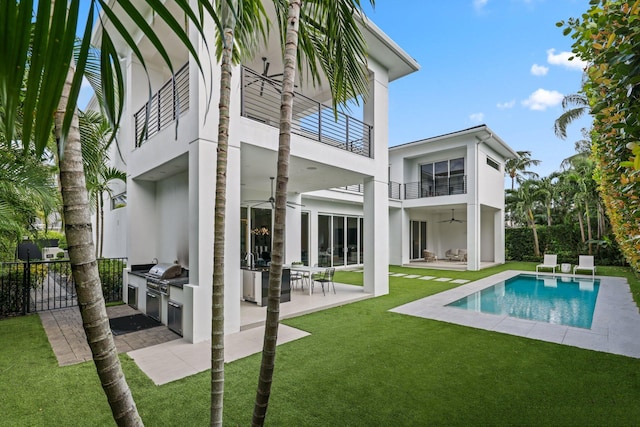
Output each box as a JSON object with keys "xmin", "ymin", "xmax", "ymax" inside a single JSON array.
[{"xmin": 95, "ymin": 4, "xmax": 516, "ymax": 344}]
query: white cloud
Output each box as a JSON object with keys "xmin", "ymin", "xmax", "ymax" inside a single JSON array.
[
  {"xmin": 469, "ymin": 112, "xmax": 484, "ymax": 123},
  {"xmin": 497, "ymin": 100, "xmax": 516, "ymax": 109},
  {"xmin": 546, "ymin": 48, "xmax": 588, "ymax": 71},
  {"xmin": 473, "ymin": 0, "xmax": 488, "ymax": 10},
  {"xmin": 521, "ymin": 88, "xmax": 564, "ymax": 111},
  {"xmin": 530, "ymin": 64, "xmax": 549, "ymax": 76}
]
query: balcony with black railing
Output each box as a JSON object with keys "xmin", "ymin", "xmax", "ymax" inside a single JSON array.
[
  {"xmin": 334, "ymin": 181, "xmax": 402, "ymax": 199},
  {"xmin": 134, "ymin": 63, "xmax": 189, "ymax": 147},
  {"xmin": 404, "ymin": 176, "xmax": 467, "ymax": 199},
  {"xmin": 241, "ymin": 67, "xmax": 372, "ymax": 158}
]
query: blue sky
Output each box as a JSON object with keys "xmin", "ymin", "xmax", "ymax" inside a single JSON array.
[{"xmin": 361, "ymin": 0, "xmax": 591, "ymax": 178}]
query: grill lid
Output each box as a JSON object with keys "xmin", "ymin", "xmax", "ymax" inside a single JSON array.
[{"xmin": 147, "ymin": 263, "xmax": 182, "ymax": 279}]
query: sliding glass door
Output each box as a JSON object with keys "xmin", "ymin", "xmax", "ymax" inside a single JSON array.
[
  {"xmin": 317, "ymin": 214, "xmax": 363, "ymax": 267},
  {"xmin": 410, "ymin": 220, "xmax": 427, "ymax": 260}
]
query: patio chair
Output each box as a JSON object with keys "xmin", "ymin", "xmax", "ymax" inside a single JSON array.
[
  {"xmin": 312, "ymin": 267, "xmax": 335, "ymax": 296},
  {"xmin": 536, "ymin": 254, "xmax": 559, "ymax": 274},
  {"xmin": 573, "ymin": 255, "xmax": 596, "ymax": 278},
  {"xmin": 423, "ymin": 250, "xmax": 436, "ymax": 262}
]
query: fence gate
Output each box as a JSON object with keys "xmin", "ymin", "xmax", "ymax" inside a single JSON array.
[{"xmin": 0, "ymin": 258, "xmax": 127, "ymax": 318}]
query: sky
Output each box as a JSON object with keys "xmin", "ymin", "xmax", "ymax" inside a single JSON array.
[{"xmin": 360, "ymin": 0, "xmax": 592, "ymax": 179}]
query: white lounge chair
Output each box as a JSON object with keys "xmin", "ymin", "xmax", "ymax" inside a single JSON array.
[
  {"xmin": 573, "ymin": 255, "xmax": 596, "ymax": 277},
  {"xmin": 536, "ymin": 254, "xmax": 559, "ymax": 274}
]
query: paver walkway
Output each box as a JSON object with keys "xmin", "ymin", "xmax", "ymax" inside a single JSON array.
[{"xmin": 39, "ymin": 305, "xmax": 179, "ymax": 366}]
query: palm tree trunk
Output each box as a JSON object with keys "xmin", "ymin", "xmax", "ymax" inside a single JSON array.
[
  {"xmin": 577, "ymin": 211, "xmax": 585, "ymax": 243},
  {"xmin": 585, "ymin": 201, "xmax": 593, "ymax": 255},
  {"xmin": 95, "ymin": 197, "xmax": 100, "ymax": 258},
  {"xmin": 528, "ymin": 208, "xmax": 540, "ymax": 257},
  {"xmin": 99, "ymin": 192, "xmax": 105, "ymax": 258},
  {"xmin": 252, "ymin": 1, "xmax": 300, "ymax": 425},
  {"xmin": 56, "ymin": 67, "xmax": 142, "ymax": 426},
  {"xmin": 210, "ymin": 2, "xmax": 236, "ymax": 424}
]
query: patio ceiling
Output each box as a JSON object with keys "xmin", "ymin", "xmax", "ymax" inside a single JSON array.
[{"xmin": 240, "ymin": 145, "xmax": 367, "ymax": 201}]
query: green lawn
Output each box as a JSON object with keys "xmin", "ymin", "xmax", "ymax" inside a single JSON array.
[{"xmin": 2, "ymin": 262, "xmax": 640, "ymax": 426}]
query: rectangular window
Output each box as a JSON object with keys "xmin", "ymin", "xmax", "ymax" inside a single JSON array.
[
  {"xmin": 111, "ymin": 193, "xmax": 127, "ymax": 210},
  {"xmin": 419, "ymin": 157, "xmax": 466, "ymax": 196},
  {"xmin": 486, "ymin": 156, "xmax": 500, "ymax": 171}
]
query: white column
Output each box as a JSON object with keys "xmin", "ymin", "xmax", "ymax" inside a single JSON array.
[
  {"xmin": 466, "ymin": 142, "xmax": 480, "ymax": 271},
  {"xmin": 285, "ymin": 194, "xmax": 303, "ymax": 264},
  {"xmin": 494, "ymin": 209, "xmax": 505, "ymax": 264},
  {"xmin": 362, "ymin": 58, "xmax": 390, "ymax": 295},
  {"xmin": 363, "ymin": 178, "xmax": 389, "ymax": 295},
  {"xmin": 388, "ymin": 207, "xmax": 406, "ymax": 265}
]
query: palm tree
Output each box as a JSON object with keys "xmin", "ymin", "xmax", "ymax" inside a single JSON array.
[
  {"xmin": 506, "ymin": 179, "xmax": 545, "ymax": 257},
  {"xmin": 252, "ymin": 1, "xmax": 373, "ymax": 425},
  {"xmin": 0, "ymin": 142, "xmax": 58, "ymax": 258},
  {"xmin": 79, "ymin": 111, "xmax": 126, "ymax": 259},
  {"xmin": 554, "ymin": 93, "xmax": 590, "ymax": 140},
  {"xmin": 2, "ymin": 2, "xmax": 221, "ymax": 425},
  {"xmin": 210, "ymin": 1, "xmax": 266, "ymax": 425},
  {"xmin": 505, "ymin": 150, "xmax": 541, "ymax": 190}
]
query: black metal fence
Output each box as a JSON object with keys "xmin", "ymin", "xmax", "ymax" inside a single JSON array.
[{"xmin": 0, "ymin": 257, "xmax": 127, "ymax": 319}]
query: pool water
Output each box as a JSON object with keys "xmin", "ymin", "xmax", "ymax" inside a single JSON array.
[{"xmin": 447, "ymin": 274, "xmax": 600, "ymax": 329}]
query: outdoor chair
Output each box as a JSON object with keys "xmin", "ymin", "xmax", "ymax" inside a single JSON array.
[
  {"xmin": 445, "ymin": 249, "xmax": 464, "ymax": 262},
  {"xmin": 536, "ymin": 254, "xmax": 559, "ymax": 274},
  {"xmin": 423, "ymin": 250, "xmax": 436, "ymax": 262},
  {"xmin": 312, "ymin": 267, "xmax": 335, "ymax": 296},
  {"xmin": 573, "ymin": 255, "xmax": 596, "ymax": 278}
]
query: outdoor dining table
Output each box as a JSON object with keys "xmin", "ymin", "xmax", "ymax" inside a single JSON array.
[{"xmin": 286, "ymin": 265, "xmax": 326, "ymax": 295}]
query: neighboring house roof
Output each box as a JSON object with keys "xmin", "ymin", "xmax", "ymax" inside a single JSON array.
[{"xmin": 389, "ymin": 124, "xmax": 518, "ymax": 160}]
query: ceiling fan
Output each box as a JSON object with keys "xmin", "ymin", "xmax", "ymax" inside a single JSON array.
[
  {"xmin": 243, "ymin": 57, "xmax": 285, "ymax": 97},
  {"xmin": 439, "ymin": 209, "xmax": 465, "ymax": 223},
  {"xmin": 244, "ymin": 177, "xmax": 304, "ymax": 210}
]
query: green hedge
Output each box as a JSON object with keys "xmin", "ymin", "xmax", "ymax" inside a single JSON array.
[{"xmin": 505, "ymin": 225, "xmax": 626, "ymax": 266}]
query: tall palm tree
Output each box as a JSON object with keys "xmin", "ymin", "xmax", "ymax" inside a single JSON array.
[
  {"xmin": 506, "ymin": 179, "xmax": 544, "ymax": 257},
  {"xmin": 554, "ymin": 93, "xmax": 590, "ymax": 140},
  {"xmin": 79, "ymin": 111, "xmax": 126, "ymax": 258},
  {"xmin": 210, "ymin": 1, "xmax": 266, "ymax": 425},
  {"xmin": 2, "ymin": 2, "xmax": 221, "ymax": 425},
  {"xmin": 505, "ymin": 150, "xmax": 541, "ymax": 190},
  {"xmin": 252, "ymin": 1, "xmax": 373, "ymax": 425}
]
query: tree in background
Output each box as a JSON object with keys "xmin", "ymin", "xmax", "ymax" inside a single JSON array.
[
  {"xmin": 506, "ymin": 179, "xmax": 545, "ymax": 256},
  {"xmin": 561, "ymin": 0, "xmax": 640, "ymax": 271},
  {"xmin": 554, "ymin": 93, "xmax": 590, "ymax": 140},
  {"xmin": 78, "ymin": 111, "xmax": 126, "ymax": 259},
  {"xmin": 505, "ymin": 150, "xmax": 541, "ymax": 190}
]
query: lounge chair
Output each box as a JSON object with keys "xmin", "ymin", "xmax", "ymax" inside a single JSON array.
[
  {"xmin": 536, "ymin": 254, "xmax": 559, "ymax": 274},
  {"xmin": 573, "ymin": 255, "xmax": 596, "ymax": 278},
  {"xmin": 423, "ymin": 250, "xmax": 436, "ymax": 262}
]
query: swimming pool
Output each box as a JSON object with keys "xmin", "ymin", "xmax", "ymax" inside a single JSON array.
[{"xmin": 446, "ymin": 274, "xmax": 600, "ymax": 329}]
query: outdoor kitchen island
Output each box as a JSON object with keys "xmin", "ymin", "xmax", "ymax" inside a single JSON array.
[
  {"xmin": 242, "ymin": 267, "xmax": 291, "ymax": 306},
  {"xmin": 125, "ymin": 263, "xmax": 189, "ymax": 336}
]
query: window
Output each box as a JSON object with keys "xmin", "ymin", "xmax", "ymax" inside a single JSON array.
[
  {"xmin": 486, "ymin": 156, "xmax": 500, "ymax": 171},
  {"xmin": 419, "ymin": 157, "xmax": 466, "ymax": 196},
  {"xmin": 111, "ymin": 193, "xmax": 127, "ymax": 210}
]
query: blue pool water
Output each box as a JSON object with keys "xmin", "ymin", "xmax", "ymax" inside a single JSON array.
[{"xmin": 447, "ymin": 274, "xmax": 600, "ymax": 329}]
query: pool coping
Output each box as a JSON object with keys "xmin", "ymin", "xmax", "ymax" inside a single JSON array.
[{"xmin": 390, "ymin": 270, "xmax": 640, "ymax": 359}]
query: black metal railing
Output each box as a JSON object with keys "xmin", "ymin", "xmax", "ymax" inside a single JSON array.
[
  {"xmin": 0, "ymin": 257, "xmax": 127, "ymax": 318},
  {"xmin": 241, "ymin": 67, "xmax": 372, "ymax": 158},
  {"xmin": 404, "ymin": 175, "xmax": 467, "ymax": 199},
  {"xmin": 134, "ymin": 63, "xmax": 189, "ymax": 147},
  {"xmin": 334, "ymin": 181, "xmax": 402, "ymax": 199}
]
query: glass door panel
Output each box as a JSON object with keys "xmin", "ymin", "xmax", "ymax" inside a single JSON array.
[
  {"xmin": 333, "ymin": 216, "xmax": 345, "ymax": 266},
  {"xmin": 301, "ymin": 211, "xmax": 309, "ymax": 265},
  {"xmin": 410, "ymin": 220, "xmax": 427, "ymax": 260},
  {"xmin": 318, "ymin": 215, "xmax": 331, "ymax": 267},
  {"xmin": 347, "ymin": 217, "xmax": 358, "ymax": 265}
]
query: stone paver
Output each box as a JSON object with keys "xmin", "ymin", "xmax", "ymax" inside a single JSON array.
[
  {"xmin": 434, "ymin": 277, "xmax": 452, "ymax": 282},
  {"xmin": 451, "ymin": 279, "xmax": 470, "ymax": 284},
  {"xmin": 391, "ymin": 270, "xmax": 640, "ymax": 359},
  {"xmin": 39, "ymin": 305, "xmax": 180, "ymax": 366},
  {"xmin": 403, "ymin": 275, "xmax": 420, "ymax": 279},
  {"xmin": 419, "ymin": 276, "xmax": 436, "ymax": 280}
]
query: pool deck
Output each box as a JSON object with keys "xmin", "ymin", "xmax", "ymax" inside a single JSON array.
[{"xmin": 391, "ymin": 270, "xmax": 640, "ymax": 359}]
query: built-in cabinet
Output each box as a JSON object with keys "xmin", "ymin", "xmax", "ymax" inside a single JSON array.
[{"xmin": 242, "ymin": 268, "xmax": 291, "ymax": 306}]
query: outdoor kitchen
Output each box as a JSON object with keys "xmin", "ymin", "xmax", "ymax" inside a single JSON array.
[{"xmin": 125, "ymin": 262, "xmax": 189, "ymax": 336}]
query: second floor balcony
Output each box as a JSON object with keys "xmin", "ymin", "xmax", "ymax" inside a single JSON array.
[
  {"xmin": 404, "ymin": 176, "xmax": 467, "ymax": 199},
  {"xmin": 241, "ymin": 67, "xmax": 372, "ymax": 158}
]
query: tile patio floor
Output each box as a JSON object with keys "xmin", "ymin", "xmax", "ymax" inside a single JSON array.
[{"xmin": 40, "ymin": 282, "xmax": 370, "ymax": 385}]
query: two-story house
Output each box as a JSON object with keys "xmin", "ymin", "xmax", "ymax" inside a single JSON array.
[{"xmin": 99, "ymin": 4, "xmax": 420, "ymax": 343}]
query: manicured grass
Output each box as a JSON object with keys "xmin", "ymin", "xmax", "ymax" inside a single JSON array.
[{"xmin": 2, "ymin": 262, "xmax": 640, "ymax": 426}]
